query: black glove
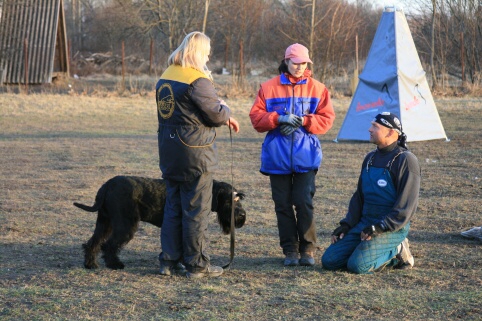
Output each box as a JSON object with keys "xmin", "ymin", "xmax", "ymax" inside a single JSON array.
[
  {"xmin": 278, "ymin": 114, "xmax": 303, "ymax": 127},
  {"xmin": 280, "ymin": 124, "xmax": 298, "ymax": 136},
  {"xmin": 362, "ymin": 224, "xmax": 385, "ymax": 237},
  {"xmin": 332, "ymin": 223, "xmax": 351, "ymax": 238}
]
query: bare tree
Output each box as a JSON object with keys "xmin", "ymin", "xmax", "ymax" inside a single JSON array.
[
  {"xmin": 208, "ymin": 0, "xmax": 267, "ymax": 80},
  {"xmin": 277, "ymin": 0, "xmax": 328, "ymax": 77},
  {"xmin": 140, "ymin": 0, "xmax": 205, "ymax": 54},
  {"xmin": 63, "ymin": 0, "xmax": 90, "ymax": 53},
  {"xmin": 430, "ymin": 0, "xmax": 437, "ymax": 89},
  {"xmin": 411, "ymin": 0, "xmax": 481, "ymax": 85},
  {"xmin": 277, "ymin": 0, "xmax": 376, "ymax": 82},
  {"xmin": 202, "ymin": 0, "xmax": 210, "ymax": 33},
  {"xmin": 55, "ymin": 0, "xmax": 479, "ymax": 93}
]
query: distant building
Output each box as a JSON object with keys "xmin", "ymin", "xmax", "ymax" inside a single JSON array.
[{"xmin": 0, "ymin": 0, "xmax": 69, "ymax": 84}]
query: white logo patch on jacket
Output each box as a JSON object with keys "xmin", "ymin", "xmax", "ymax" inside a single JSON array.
[{"xmin": 377, "ymin": 179, "xmax": 388, "ymax": 187}]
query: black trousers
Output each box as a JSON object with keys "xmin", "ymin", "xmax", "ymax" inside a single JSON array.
[
  {"xmin": 159, "ymin": 172, "xmax": 213, "ymax": 273},
  {"xmin": 270, "ymin": 171, "xmax": 317, "ymax": 254}
]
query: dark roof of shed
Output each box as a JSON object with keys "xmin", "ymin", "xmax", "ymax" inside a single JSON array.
[{"xmin": 0, "ymin": 0, "xmax": 69, "ymax": 84}]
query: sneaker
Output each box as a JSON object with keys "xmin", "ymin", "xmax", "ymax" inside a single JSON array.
[
  {"xmin": 396, "ymin": 238, "xmax": 414, "ymax": 269},
  {"xmin": 186, "ymin": 265, "xmax": 223, "ymax": 279},
  {"xmin": 461, "ymin": 227, "xmax": 482, "ymax": 239},
  {"xmin": 283, "ymin": 252, "xmax": 299, "ymax": 266},
  {"xmin": 299, "ymin": 252, "xmax": 315, "ymax": 266},
  {"xmin": 159, "ymin": 262, "xmax": 187, "ymax": 276}
]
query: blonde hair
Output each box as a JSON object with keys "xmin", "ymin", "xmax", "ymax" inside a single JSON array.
[{"xmin": 168, "ymin": 31, "xmax": 212, "ymax": 79}]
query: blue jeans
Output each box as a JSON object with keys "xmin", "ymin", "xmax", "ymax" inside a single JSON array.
[{"xmin": 322, "ymin": 224, "xmax": 409, "ymax": 274}]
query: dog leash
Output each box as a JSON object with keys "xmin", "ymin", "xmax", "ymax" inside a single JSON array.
[{"xmin": 222, "ymin": 120, "xmax": 236, "ymax": 269}]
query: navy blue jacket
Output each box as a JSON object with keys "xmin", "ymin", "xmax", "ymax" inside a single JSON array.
[{"xmin": 156, "ymin": 65, "xmax": 231, "ymax": 181}]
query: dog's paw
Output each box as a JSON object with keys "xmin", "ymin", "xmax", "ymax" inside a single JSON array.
[
  {"xmin": 106, "ymin": 262, "xmax": 125, "ymax": 270},
  {"xmin": 84, "ymin": 262, "xmax": 99, "ymax": 269}
]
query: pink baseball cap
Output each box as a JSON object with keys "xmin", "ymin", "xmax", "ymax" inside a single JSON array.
[{"xmin": 284, "ymin": 43, "xmax": 313, "ymax": 64}]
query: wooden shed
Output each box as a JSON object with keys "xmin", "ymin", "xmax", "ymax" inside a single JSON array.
[{"xmin": 0, "ymin": 0, "xmax": 69, "ymax": 84}]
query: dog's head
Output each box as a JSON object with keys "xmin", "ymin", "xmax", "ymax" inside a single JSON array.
[{"xmin": 212, "ymin": 180, "xmax": 246, "ymax": 234}]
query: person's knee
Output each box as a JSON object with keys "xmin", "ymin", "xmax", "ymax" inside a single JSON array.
[
  {"xmin": 321, "ymin": 251, "xmax": 342, "ymax": 271},
  {"xmin": 346, "ymin": 256, "xmax": 372, "ymax": 274}
]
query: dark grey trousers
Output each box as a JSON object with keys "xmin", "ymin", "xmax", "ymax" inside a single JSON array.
[
  {"xmin": 270, "ymin": 171, "xmax": 317, "ymax": 255},
  {"xmin": 159, "ymin": 172, "xmax": 213, "ymax": 273}
]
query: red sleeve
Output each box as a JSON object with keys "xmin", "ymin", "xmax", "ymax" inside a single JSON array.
[
  {"xmin": 303, "ymin": 86, "xmax": 335, "ymax": 135},
  {"xmin": 249, "ymin": 87, "xmax": 280, "ymax": 133}
]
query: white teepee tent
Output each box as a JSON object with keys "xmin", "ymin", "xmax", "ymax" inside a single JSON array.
[{"xmin": 336, "ymin": 7, "xmax": 448, "ymax": 142}]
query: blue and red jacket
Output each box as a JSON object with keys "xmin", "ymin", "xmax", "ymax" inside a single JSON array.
[{"xmin": 249, "ymin": 70, "xmax": 335, "ymax": 174}]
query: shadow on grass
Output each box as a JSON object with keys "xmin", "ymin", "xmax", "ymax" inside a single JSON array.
[
  {"xmin": 0, "ymin": 132, "xmax": 157, "ymax": 140},
  {"xmin": 2, "ymin": 228, "xmax": 479, "ymax": 281},
  {"xmin": 409, "ymin": 230, "xmax": 482, "ymax": 245}
]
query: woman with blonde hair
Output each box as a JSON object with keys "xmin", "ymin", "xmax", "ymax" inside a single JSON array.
[
  {"xmin": 156, "ymin": 31, "xmax": 239, "ymax": 278},
  {"xmin": 167, "ymin": 31, "xmax": 212, "ymax": 78}
]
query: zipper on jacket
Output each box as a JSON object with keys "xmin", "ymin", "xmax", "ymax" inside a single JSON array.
[{"xmin": 290, "ymin": 85, "xmax": 296, "ymax": 172}]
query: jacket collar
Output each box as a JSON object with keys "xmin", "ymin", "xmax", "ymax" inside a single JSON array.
[{"xmin": 280, "ymin": 69, "xmax": 311, "ymax": 85}]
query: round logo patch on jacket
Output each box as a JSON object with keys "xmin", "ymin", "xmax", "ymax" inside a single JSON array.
[
  {"xmin": 377, "ymin": 179, "xmax": 388, "ymax": 187},
  {"xmin": 157, "ymin": 83, "xmax": 175, "ymax": 119}
]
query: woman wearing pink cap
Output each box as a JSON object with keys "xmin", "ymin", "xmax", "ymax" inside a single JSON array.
[{"xmin": 249, "ymin": 43, "xmax": 335, "ymax": 266}]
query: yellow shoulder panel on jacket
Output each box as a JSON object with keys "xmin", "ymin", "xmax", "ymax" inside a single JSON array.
[{"xmin": 160, "ymin": 65, "xmax": 208, "ymax": 84}]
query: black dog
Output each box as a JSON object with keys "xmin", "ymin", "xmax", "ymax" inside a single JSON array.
[{"xmin": 74, "ymin": 176, "xmax": 246, "ymax": 269}]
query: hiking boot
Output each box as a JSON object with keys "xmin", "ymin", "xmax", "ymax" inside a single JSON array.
[
  {"xmin": 160, "ymin": 262, "xmax": 187, "ymax": 276},
  {"xmin": 283, "ymin": 252, "xmax": 299, "ymax": 266},
  {"xmin": 461, "ymin": 227, "xmax": 482, "ymax": 239},
  {"xmin": 396, "ymin": 238, "xmax": 414, "ymax": 269},
  {"xmin": 186, "ymin": 265, "xmax": 223, "ymax": 279},
  {"xmin": 299, "ymin": 252, "xmax": 315, "ymax": 267}
]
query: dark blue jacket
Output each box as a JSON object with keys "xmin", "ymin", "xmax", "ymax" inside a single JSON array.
[{"xmin": 156, "ymin": 65, "xmax": 231, "ymax": 181}]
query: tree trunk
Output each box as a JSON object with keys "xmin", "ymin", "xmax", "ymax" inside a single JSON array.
[
  {"xmin": 430, "ymin": 0, "xmax": 437, "ymax": 90},
  {"xmin": 202, "ymin": 0, "xmax": 210, "ymax": 33},
  {"xmin": 310, "ymin": 0, "xmax": 315, "ymax": 73}
]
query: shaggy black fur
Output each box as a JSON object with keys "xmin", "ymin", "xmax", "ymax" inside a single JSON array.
[{"xmin": 74, "ymin": 176, "xmax": 246, "ymax": 270}]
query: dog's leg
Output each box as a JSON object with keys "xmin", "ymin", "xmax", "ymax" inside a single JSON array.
[
  {"xmin": 83, "ymin": 215, "xmax": 112, "ymax": 269},
  {"xmin": 101, "ymin": 218, "xmax": 139, "ymax": 270}
]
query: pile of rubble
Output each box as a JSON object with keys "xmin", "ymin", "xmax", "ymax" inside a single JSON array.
[{"xmin": 71, "ymin": 52, "xmax": 154, "ymax": 76}]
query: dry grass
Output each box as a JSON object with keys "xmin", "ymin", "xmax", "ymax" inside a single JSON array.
[{"xmin": 0, "ymin": 90, "xmax": 481, "ymax": 320}]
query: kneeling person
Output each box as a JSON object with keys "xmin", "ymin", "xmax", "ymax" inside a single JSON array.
[{"xmin": 322, "ymin": 112, "xmax": 421, "ymax": 274}]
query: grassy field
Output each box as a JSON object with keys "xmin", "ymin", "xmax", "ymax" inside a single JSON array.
[{"xmin": 0, "ymin": 89, "xmax": 481, "ymax": 320}]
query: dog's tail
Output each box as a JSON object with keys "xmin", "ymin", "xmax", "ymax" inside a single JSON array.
[
  {"xmin": 73, "ymin": 202, "xmax": 99, "ymax": 212},
  {"xmin": 73, "ymin": 180, "xmax": 109, "ymax": 212}
]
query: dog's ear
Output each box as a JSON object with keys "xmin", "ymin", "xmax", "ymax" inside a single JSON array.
[{"xmin": 234, "ymin": 191, "xmax": 245, "ymax": 201}]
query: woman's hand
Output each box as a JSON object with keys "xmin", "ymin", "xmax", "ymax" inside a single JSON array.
[{"xmin": 226, "ymin": 117, "xmax": 240, "ymax": 133}]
